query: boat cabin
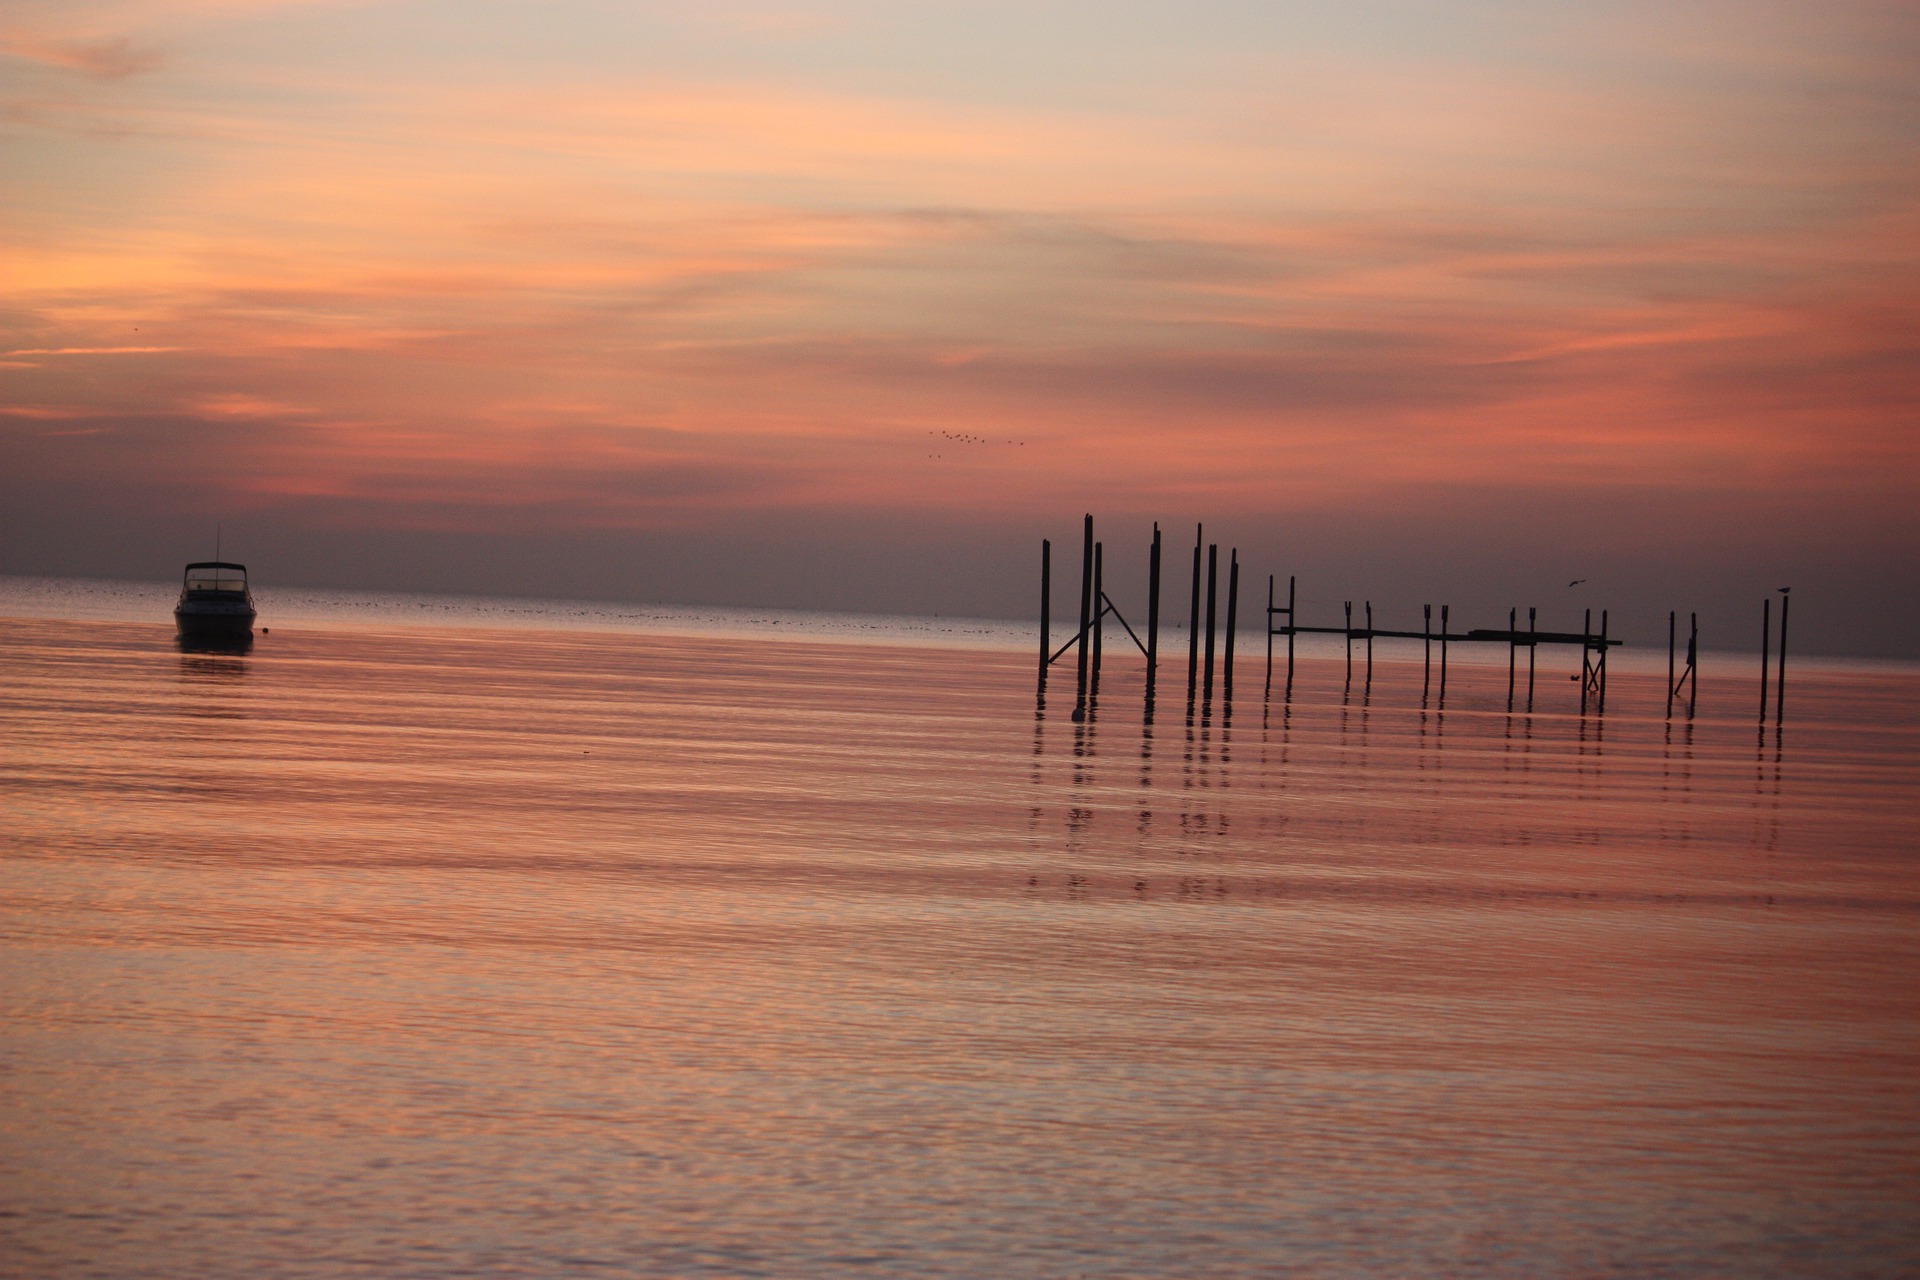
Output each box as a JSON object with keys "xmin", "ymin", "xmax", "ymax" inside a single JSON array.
[{"xmin": 181, "ymin": 562, "xmax": 251, "ymax": 597}]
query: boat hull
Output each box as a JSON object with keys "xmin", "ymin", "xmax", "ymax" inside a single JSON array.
[{"xmin": 175, "ymin": 602, "xmax": 256, "ymax": 648}]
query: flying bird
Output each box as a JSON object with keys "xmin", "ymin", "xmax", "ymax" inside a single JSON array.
[{"xmin": 1567, "ymin": 579, "xmax": 1586, "ymax": 588}]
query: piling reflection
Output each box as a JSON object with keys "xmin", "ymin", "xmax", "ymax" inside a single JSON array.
[{"xmin": 1022, "ymin": 650, "xmax": 1889, "ymax": 897}]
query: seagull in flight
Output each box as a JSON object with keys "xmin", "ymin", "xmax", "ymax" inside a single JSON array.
[{"xmin": 1567, "ymin": 579, "xmax": 1586, "ymax": 588}]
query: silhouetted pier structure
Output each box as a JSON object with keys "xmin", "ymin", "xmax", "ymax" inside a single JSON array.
[
  {"xmin": 1036, "ymin": 514, "xmax": 1789, "ymax": 726},
  {"xmin": 1038, "ymin": 516, "xmax": 1160, "ymax": 722},
  {"xmin": 1262, "ymin": 589, "xmax": 1621, "ymax": 713}
]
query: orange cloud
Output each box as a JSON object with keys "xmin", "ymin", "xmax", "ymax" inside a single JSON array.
[{"xmin": 0, "ymin": 35, "xmax": 162, "ymax": 79}]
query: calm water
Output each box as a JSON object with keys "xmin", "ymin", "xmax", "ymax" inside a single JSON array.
[{"xmin": 3, "ymin": 597, "xmax": 1918, "ymax": 1278}]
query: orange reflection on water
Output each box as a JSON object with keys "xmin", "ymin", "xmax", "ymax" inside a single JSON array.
[{"xmin": 2, "ymin": 618, "xmax": 1917, "ymax": 1277}]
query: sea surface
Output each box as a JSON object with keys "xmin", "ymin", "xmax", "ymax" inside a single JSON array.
[{"xmin": 3, "ymin": 579, "xmax": 1918, "ymax": 1278}]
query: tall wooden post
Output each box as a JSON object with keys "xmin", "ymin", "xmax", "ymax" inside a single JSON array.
[
  {"xmin": 1145, "ymin": 524, "xmax": 1161, "ymax": 706},
  {"xmin": 1759, "ymin": 597, "xmax": 1771, "ymax": 723},
  {"xmin": 1776, "ymin": 592, "xmax": 1790, "ymax": 726},
  {"xmin": 1202, "ymin": 544, "xmax": 1219, "ymax": 708},
  {"xmin": 1423, "ymin": 604, "xmax": 1432, "ymax": 698},
  {"xmin": 1038, "ymin": 538, "xmax": 1050, "ymax": 697},
  {"xmin": 1091, "ymin": 541, "xmax": 1104, "ymax": 700},
  {"xmin": 1187, "ymin": 525, "xmax": 1203, "ymax": 702},
  {"xmin": 1344, "ymin": 600, "xmax": 1353, "ymax": 689},
  {"xmin": 1074, "ymin": 514, "xmax": 1093, "ymax": 722},
  {"xmin": 1439, "ymin": 605, "xmax": 1450, "ymax": 702},
  {"xmin": 1687, "ymin": 613, "xmax": 1698, "ymax": 718},
  {"xmin": 1364, "ymin": 600, "xmax": 1373, "ymax": 687},
  {"xmin": 1598, "ymin": 608, "xmax": 1610, "ymax": 712},
  {"xmin": 1264, "ymin": 574, "xmax": 1274, "ymax": 695},
  {"xmin": 1507, "ymin": 606, "xmax": 1517, "ymax": 710},
  {"xmin": 1667, "ymin": 610, "xmax": 1677, "ymax": 718},
  {"xmin": 1527, "ymin": 606, "xmax": 1537, "ymax": 707},
  {"xmin": 1286, "ymin": 575, "xmax": 1297, "ymax": 697},
  {"xmin": 1224, "ymin": 550, "xmax": 1239, "ymax": 706},
  {"xmin": 1581, "ymin": 608, "xmax": 1592, "ymax": 714}
]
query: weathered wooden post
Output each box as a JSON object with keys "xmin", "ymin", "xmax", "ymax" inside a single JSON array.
[
  {"xmin": 1344, "ymin": 600, "xmax": 1353, "ymax": 690},
  {"xmin": 1038, "ymin": 538, "xmax": 1050, "ymax": 699},
  {"xmin": 1668, "ymin": 610, "xmax": 1700, "ymax": 718},
  {"xmin": 1285, "ymin": 575, "xmax": 1297, "ymax": 697},
  {"xmin": 1776, "ymin": 590, "xmax": 1790, "ymax": 726},
  {"xmin": 1074, "ymin": 514, "xmax": 1093, "ymax": 722},
  {"xmin": 1187, "ymin": 525, "xmax": 1203, "ymax": 703},
  {"xmin": 1759, "ymin": 597, "xmax": 1771, "ymax": 723},
  {"xmin": 1145, "ymin": 524, "xmax": 1161, "ymax": 707},
  {"xmin": 1598, "ymin": 608, "xmax": 1610, "ymax": 712},
  {"xmin": 1091, "ymin": 540, "xmax": 1104, "ymax": 700},
  {"xmin": 1667, "ymin": 610, "xmax": 1677, "ymax": 718},
  {"xmin": 1265, "ymin": 574, "xmax": 1275, "ymax": 696},
  {"xmin": 1581, "ymin": 608, "xmax": 1592, "ymax": 714},
  {"xmin": 1423, "ymin": 603, "xmax": 1432, "ymax": 698},
  {"xmin": 1224, "ymin": 549, "xmax": 1239, "ymax": 706},
  {"xmin": 1527, "ymin": 606, "xmax": 1537, "ymax": 707},
  {"xmin": 1202, "ymin": 544, "xmax": 1219, "ymax": 709},
  {"xmin": 1687, "ymin": 612, "xmax": 1698, "ymax": 718},
  {"xmin": 1364, "ymin": 600, "xmax": 1374, "ymax": 687},
  {"xmin": 1507, "ymin": 607, "xmax": 1517, "ymax": 711},
  {"xmin": 1439, "ymin": 604, "xmax": 1450, "ymax": 702}
]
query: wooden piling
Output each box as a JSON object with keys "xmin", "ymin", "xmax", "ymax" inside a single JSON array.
[
  {"xmin": 1038, "ymin": 539, "xmax": 1050, "ymax": 696},
  {"xmin": 1344, "ymin": 600, "xmax": 1353, "ymax": 689},
  {"xmin": 1776, "ymin": 592, "xmax": 1790, "ymax": 725},
  {"xmin": 1091, "ymin": 540, "xmax": 1104, "ymax": 701},
  {"xmin": 1203, "ymin": 544, "xmax": 1219, "ymax": 708},
  {"xmin": 1599, "ymin": 609, "xmax": 1609, "ymax": 711},
  {"xmin": 1581, "ymin": 608, "xmax": 1592, "ymax": 714},
  {"xmin": 1364, "ymin": 600, "xmax": 1374, "ymax": 687},
  {"xmin": 1145, "ymin": 524, "xmax": 1161, "ymax": 705},
  {"xmin": 1759, "ymin": 597, "xmax": 1771, "ymax": 723},
  {"xmin": 1439, "ymin": 605, "xmax": 1450, "ymax": 702},
  {"xmin": 1507, "ymin": 607, "xmax": 1516, "ymax": 710},
  {"xmin": 1527, "ymin": 606, "xmax": 1537, "ymax": 707},
  {"xmin": 1224, "ymin": 550, "xmax": 1239, "ymax": 706},
  {"xmin": 1667, "ymin": 610, "xmax": 1676, "ymax": 718},
  {"xmin": 1074, "ymin": 514, "xmax": 1093, "ymax": 721},
  {"xmin": 1187, "ymin": 525, "xmax": 1203, "ymax": 702},
  {"xmin": 1264, "ymin": 575, "xmax": 1275, "ymax": 696},
  {"xmin": 1687, "ymin": 613, "xmax": 1698, "ymax": 718},
  {"xmin": 1423, "ymin": 604, "xmax": 1432, "ymax": 698},
  {"xmin": 1285, "ymin": 575, "xmax": 1296, "ymax": 697}
]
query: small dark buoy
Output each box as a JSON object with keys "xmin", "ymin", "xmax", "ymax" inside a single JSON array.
[{"xmin": 262, "ymin": 627, "xmax": 268, "ymax": 633}]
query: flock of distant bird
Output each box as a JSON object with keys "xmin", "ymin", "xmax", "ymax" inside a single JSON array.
[{"xmin": 924, "ymin": 429, "xmax": 1024, "ymax": 459}]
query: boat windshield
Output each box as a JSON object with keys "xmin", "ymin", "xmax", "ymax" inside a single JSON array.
[{"xmin": 185, "ymin": 567, "xmax": 248, "ymax": 593}]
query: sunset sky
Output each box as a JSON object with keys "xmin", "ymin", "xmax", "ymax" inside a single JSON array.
[{"xmin": 4, "ymin": 1, "xmax": 1916, "ymax": 653}]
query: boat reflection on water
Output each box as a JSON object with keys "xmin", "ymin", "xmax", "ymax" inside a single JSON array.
[
  {"xmin": 177, "ymin": 633, "xmax": 254, "ymax": 656},
  {"xmin": 174, "ymin": 561, "xmax": 256, "ymax": 650},
  {"xmin": 177, "ymin": 651, "xmax": 251, "ymax": 680}
]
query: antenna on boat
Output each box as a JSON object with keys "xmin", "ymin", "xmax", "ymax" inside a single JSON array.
[{"xmin": 215, "ymin": 523, "xmax": 221, "ymax": 562}]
